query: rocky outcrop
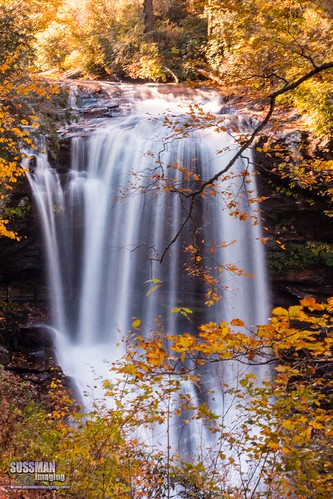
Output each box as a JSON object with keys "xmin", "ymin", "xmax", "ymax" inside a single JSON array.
[
  {"xmin": 0, "ymin": 175, "xmax": 46, "ymax": 303},
  {"xmin": 1, "ymin": 320, "xmax": 76, "ymax": 400},
  {"xmin": 57, "ymin": 80, "xmax": 124, "ymax": 141},
  {"xmin": 254, "ymin": 131, "xmax": 333, "ymax": 307}
]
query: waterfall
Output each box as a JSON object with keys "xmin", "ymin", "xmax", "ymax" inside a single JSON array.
[{"xmin": 28, "ymin": 83, "xmax": 270, "ymax": 491}]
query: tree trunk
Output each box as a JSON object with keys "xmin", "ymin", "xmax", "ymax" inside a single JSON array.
[
  {"xmin": 143, "ymin": 0, "xmax": 154, "ymax": 34},
  {"xmin": 207, "ymin": 0, "xmax": 212, "ymax": 39}
]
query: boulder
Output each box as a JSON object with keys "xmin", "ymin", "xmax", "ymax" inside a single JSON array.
[
  {"xmin": 13, "ymin": 326, "xmax": 56, "ymax": 351},
  {"xmin": 0, "ymin": 345, "xmax": 10, "ymax": 366},
  {"xmin": 7, "ymin": 348, "xmax": 55, "ymax": 373}
]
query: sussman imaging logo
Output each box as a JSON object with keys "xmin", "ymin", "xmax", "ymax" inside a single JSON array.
[{"xmin": 10, "ymin": 461, "xmax": 66, "ymax": 482}]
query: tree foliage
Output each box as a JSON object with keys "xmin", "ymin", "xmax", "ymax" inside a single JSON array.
[
  {"xmin": 204, "ymin": 0, "xmax": 333, "ymax": 138},
  {"xmin": 206, "ymin": 0, "xmax": 333, "ymax": 86},
  {"xmin": 34, "ymin": 0, "xmax": 207, "ymax": 81},
  {"xmin": 0, "ymin": 0, "xmax": 68, "ymax": 239},
  {"xmin": 33, "ymin": 1, "xmax": 333, "ymax": 90},
  {"xmin": 0, "ymin": 0, "xmax": 36, "ymax": 238},
  {"xmin": 1, "ymin": 298, "xmax": 332, "ymax": 497}
]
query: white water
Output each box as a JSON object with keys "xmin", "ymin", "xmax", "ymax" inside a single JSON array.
[{"xmin": 28, "ymin": 84, "xmax": 270, "ymax": 492}]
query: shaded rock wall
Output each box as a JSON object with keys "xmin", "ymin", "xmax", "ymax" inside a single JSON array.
[
  {"xmin": 0, "ymin": 299, "xmax": 76, "ymax": 399},
  {"xmin": 0, "ymin": 175, "xmax": 46, "ymax": 303},
  {"xmin": 255, "ymin": 132, "xmax": 333, "ymax": 307}
]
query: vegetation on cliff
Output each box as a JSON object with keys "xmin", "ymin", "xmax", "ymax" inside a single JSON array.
[{"xmin": 0, "ymin": 0, "xmax": 70, "ymax": 239}]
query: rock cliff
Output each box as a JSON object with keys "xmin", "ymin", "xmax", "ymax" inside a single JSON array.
[{"xmin": 1, "ymin": 82, "xmax": 332, "ymax": 381}]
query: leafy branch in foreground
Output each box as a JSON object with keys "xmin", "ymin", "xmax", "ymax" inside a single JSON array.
[
  {"xmin": 0, "ymin": 297, "xmax": 332, "ymax": 497},
  {"xmin": 193, "ymin": 61, "xmax": 333, "ymax": 195},
  {"xmin": 102, "ymin": 296, "xmax": 333, "ymax": 498},
  {"xmin": 155, "ymin": 60, "xmax": 333, "ymax": 262}
]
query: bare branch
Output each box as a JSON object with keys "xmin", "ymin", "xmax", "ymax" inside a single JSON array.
[
  {"xmin": 186, "ymin": 95, "xmax": 277, "ymax": 198},
  {"xmin": 159, "ymin": 196, "xmax": 195, "ymax": 263},
  {"xmin": 159, "ymin": 62, "xmax": 333, "ymax": 259},
  {"xmin": 188, "ymin": 61, "xmax": 333, "ymax": 198}
]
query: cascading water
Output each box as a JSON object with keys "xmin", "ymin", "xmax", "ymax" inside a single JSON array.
[{"xmin": 28, "ymin": 84, "xmax": 270, "ymax": 492}]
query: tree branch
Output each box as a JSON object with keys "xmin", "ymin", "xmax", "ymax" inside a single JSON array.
[
  {"xmin": 272, "ymin": 61, "xmax": 333, "ymax": 96},
  {"xmin": 159, "ymin": 62, "xmax": 333, "ymax": 259},
  {"xmin": 186, "ymin": 95, "xmax": 277, "ymax": 198},
  {"xmin": 159, "ymin": 197, "xmax": 195, "ymax": 263},
  {"xmin": 187, "ymin": 61, "xmax": 333, "ymax": 199}
]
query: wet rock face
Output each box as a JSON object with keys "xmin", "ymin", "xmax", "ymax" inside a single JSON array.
[
  {"xmin": 57, "ymin": 81, "xmax": 124, "ymax": 141},
  {"xmin": 12, "ymin": 325, "xmax": 56, "ymax": 351},
  {"xmin": 269, "ymin": 266, "xmax": 333, "ymax": 308},
  {"xmin": 2, "ymin": 325, "xmax": 55, "ymax": 368},
  {"xmin": 0, "ymin": 175, "xmax": 45, "ymax": 302},
  {"xmin": 0, "ymin": 346, "xmax": 10, "ymax": 366}
]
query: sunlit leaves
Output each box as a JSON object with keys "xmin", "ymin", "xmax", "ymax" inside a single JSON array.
[
  {"xmin": 0, "ymin": 1, "xmax": 35, "ymax": 237},
  {"xmin": 206, "ymin": 0, "xmax": 333, "ymax": 96},
  {"xmin": 33, "ymin": 0, "xmax": 207, "ymax": 82},
  {"xmin": 100, "ymin": 295, "xmax": 333, "ymax": 496},
  {"xmin": 171, "ymin": 307, "xmax": 193, "ymax": 321},
  {"xmin": 131, "ymin": 318, "xmax": 141, "ymax": 329},
  {"xmin": 144, "ymin": 278, "xmax": 162, "ymax": 296},
  {"xmin": 0, "ymin": 1, "xmax": 64, "ymax": 239},
  {"xmin": 300, "ymin": 296, "xmax": 324, "ymax": 311},
  {"xmin": 230, "ymin": 318, "xmax": 245, "ymax": 327},
  {"xmin": 121, "ymin": 298, "xmax": 333, "ymax": 380},
  {"xmin": 1, "ymin": 297, "xmax": 333, "ymax": 496}
]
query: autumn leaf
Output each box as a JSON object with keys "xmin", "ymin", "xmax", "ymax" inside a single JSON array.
[
  {"xmin": 132, "ymin": 319, "xmax": 141, "ymax": 329},
  {"xmin": 230, "ymin": 318, "xmax": 245, "ymax": 327}
]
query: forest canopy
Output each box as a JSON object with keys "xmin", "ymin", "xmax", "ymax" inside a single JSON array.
[
  {"xmin": 1, "ymin": 0, "xmax": 333, "ymax": 239},
  {"xmin": 32, "ymin": 1, "xmax": 333, "ymax": 96}
]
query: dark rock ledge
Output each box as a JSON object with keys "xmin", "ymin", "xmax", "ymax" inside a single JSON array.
[{"xmin": 1, "ymin": 323, "xmax": 76, "ymax": 401}]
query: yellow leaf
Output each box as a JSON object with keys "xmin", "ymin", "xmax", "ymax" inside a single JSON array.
[
  {"xmin": 146, "ymin": 284, "xmax": 161, "ymax": 296},
  {"xmin": 272, "ymin": 307, "xmax": 289, "ymax": 317},
  {"xmin": 300, "ymin": 297, "xmax": 323, "ymax": 311},
  {"xmin": 267, "ymin": 441, "xmax": 280, "ymax": 452},
  {"xmin": 288, "ymin": 305, "xmax": 302, "ymax": 318},
  {"xmin": 310, "ymin": 421, "xmax": 325, "ymax": 430},
  {"xmin": 231, "ymin": 318, "xmax": 245, "ymax": 327},
  {"xmin": 275, "ymin": 365, "xmax": 291, "ymax": 373}
]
